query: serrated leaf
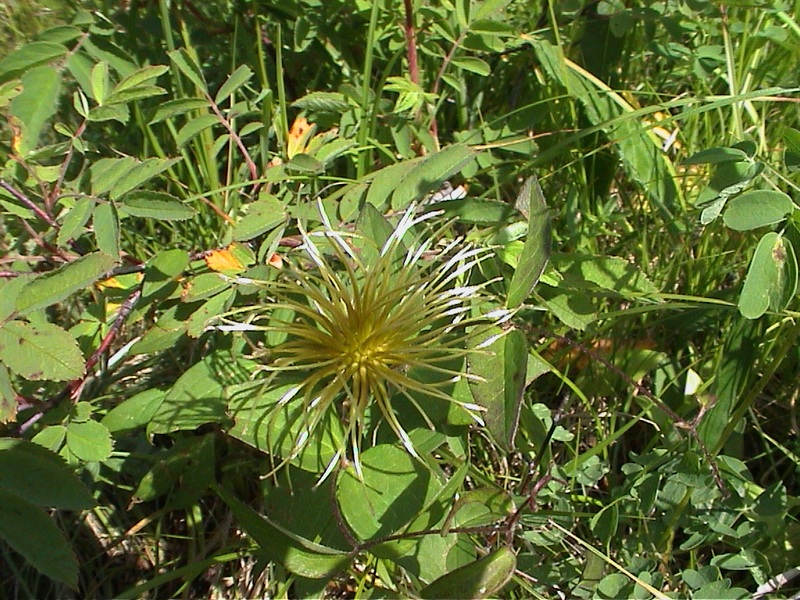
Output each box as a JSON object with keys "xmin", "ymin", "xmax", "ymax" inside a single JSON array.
[
  {"xmin": 215, "ymin": 64, "xmax": 253, "ymax": 104},
  {"xmin": 291, "ymin": 91, "xmax": 350, "ymax": 113},
  {"xmin": 113, "ymin": 65, "xmax": 169, "ymax": 94},
  {"xmin": 142, "ymin": 249, "xmax": 189, "ymax": 299},
  {"xmin": 0, "ymin": 439, "xmax": 94, "ymax": 509},
  {"xmin": 57, "ymin": 198, "xmax": 96, "ymax": 247},
  {"xmin": 87, "ymin": 103, "xmax": 129, "ymax": 123},
  {"xmin": 90, "ymin": 61, "xmax": 109, "ymax": 105},
  {"xmin": 109, "ymin": 157, "xmax": 182, "ymax": 200},
  {"xmin": 187, "ymin": 288, "xmax": 235, "ymax": 337},
  {"xmin": 94, "ymin": 202, "xmax": 120, "ymax": 259},
  {"xmin": 105, "ymin": 85, "xmax": 167, "ymax": 105},
  {"xmin": 506, "ymin": 176, "xmax": 551, "ymax": 308},
  {"xmin": 0, "ymin": 321, "xmax": 85, "ymax": 381},
  {"xmin": 723, "ymin": 190, "xmax": 793, "ymax": 231},
  {"xmin": 391, "ymin": 144, "xmax": 476, "ymax": 210},
  {"xmin": 175, "ymin": 114, "xmax": 219, "ymax": 148},
  {"xmin": 16, "ymin": 252, "xmax": 116, "ymax": 314},
  {"xmin": 9, "ymin": 65, "xmax": 61, "ymax": 155},
  {"xmin": 65, "ymin": 421, "xmax": 113, "ymax": 462},
  {"xmin": 0, "ymin": 42, "xmax": 68, "ymax": 78},
  {"xmin": 233, "ymin": 195, "xmax": 287, "ymax": 241},
  {"xmin": 217, "ymin": 485, "xmax": 352, "ymax": 579},
  {"xmin": 739, "ymin": 232, "xmax": 798, "ymax": 319},
  {"xmin": 0, "ymin": 488, "xmax": 79, "ymax": 587},
  {"xmin": 419, "ymin": 547, "xmax": 516, "ymax": 599},
  {"xmin": 450, "ymin": 56, "xmax": 491, "ymax": 76},
  {"xmin": 121, "ymin": 191, "xmax": 197, "ymax": 220},
  {"xmin": 150, "ymin": 97, "xmax": 209, "ymax": 123},
  {"xmin": 168, "ymin": 49, "xmax": 207, "ymax": 91},
  {"xmin": 0, "ymin": 365, "xmax": 16, "ymax": 424}
]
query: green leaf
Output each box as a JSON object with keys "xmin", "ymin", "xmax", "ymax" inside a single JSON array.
[
  {"xmin": 739, "ymin": 232, "xmax": 798, "ymax": 319},
  {"xmin": 9, "ymin": 65, "xmax": 61, "ymax": 155},
  {"xmin": 109, "ymin": 157, "xmax": 182, "ymax": 200},
  {"xmin": 90, "ymin": 61, "xmax": 109, "ymax": 104},
  {"xmin": 168, "ymin": 49, "xmax": 207, "ymax": 91},
  {"xmin": 439, "ymin": 197, "xmax": 516, "ymax": 225},
  {"xmin": 0, "ymin": 439, "xmax": 94, "ymax": 509},
  {"xmin": 0, "ymin": 488, "xmax": 78, "ymax": 587},
  {"xmin": 0, "ymin": 321, "xmax": 85, "ymax": 381},
  {"xmin": 149, "ymin": 97, "xmax": 209, "ymax": 123},
  {"xmin": 722, "ymin": 190, "xmax": 794, "ymax": 231},
  {"xmin": 175, "ymin": 114, "xmax": 218, "ymax": 148},
  {"xmin": 506, "ymin": 176, "xmax": 551, "ymax": 308},
  {"xmin": 0, "ymin": 365, "xmax": 16, "ymax": 424},
  {"xmin": 467, "ymin": 327, "xmax": 527, "ymax": 451},
  {"xmin": 217, "ymin": 485, "xmax": 352, "ymax": 579},
  {"xmin": 112, "ymin": 65, "xmax": 169, "ymax": 94},
  {"xmin": 31, "ymin": 425, "xmax": 67, "ymax": 452},
  {"xmin": 16, "ymin": 252, "xmax": 116, "ymax": 314},
  {"xmin": 148, "ymin": 354, "xmax": 231, "ymax": 434},
  {"xmin": 94, "ymin": 202, "xmax": 120, "ymax": 259},
  {"xmin": 450, "ymin": 56, "xmax": 491, "ymax": 76},
  {"xmin": 233, "ymin": 194, "xmax": 287, "ymax": 241},
  {"xmin": 0, "ymin": 42, "xmax": 68, "ymax": 79},
  {"xmin": 784, "ymin": 127, "xmax": 800, "ymax": 169},
  {"xmin": 683, "ymin": 146, "xmax": 750, "ymax": 165},
  {"xmin": 141, "ymin": 249, "xmax": 189, "ymax": 299},
  {"xmin": 65, "ymin": 421, "xmax": 113, "ymax": 462},
  {"xmin": 214, "ymin": 64, "xmax": 253, "ymax": 104},
  {"xmin": 102, "ymin": 389, "xmax": 166, "ymax": 433},
  {"xmin": 133, "ymin": 435, "xmax": 215, "ymax": 504},
  {"xmin": 391, "ymin": 144, "xmax": 476, "ymax": 210},
  {"xmin": 291, "ymin": 91, "xmax": 350, "ymax": 113},
  {"xmin": 57, "ymin": 198, "xmax": 96, "ymax": 247},
  {"xmin": 186, "ymin": 288, "xmax": 235, "ymax": 338},
  {"xmin": 337, "ymin": 444, "xmax": 443, "ymax": 540},
  {"xmin": 419, "ymin": 547, "xmax": 516, "ymax": 599},
  {"xmin": 121, "ymin": 191, "xmax": 198, "ymax": 221},
  {"xmin": 105, "ymin": 85, "xmax": 167, "ymax": 105}
]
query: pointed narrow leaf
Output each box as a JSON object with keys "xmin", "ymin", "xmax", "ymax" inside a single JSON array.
[
  {"xmin": 10, "ymin": 65, "xmax": 61, "ymax": 155},
  {"xmin": 121, "ymin": 191, "xmax": 198, "ymax": 221},
  {"xmin": 419, "ymin": 546, "xmax": 516, "ymax": 599},
  {"xmin": 113, "ymin": 65, "xmax": 169, "ymax": 94},
  {"xmin": 215, "ymin": 65, "xmax": 253, "ymax": 104},
  {"xmin": 217, "ymin": 485, "xmax": 351, "ymax": 578},
  {"xmin": 467, "ymin": 327, "xmax": 527, "ymax": 450},
  {"xmin": 232, "ymin": 194, "xmax": 286, "ymax": 241},
  {"xmin": 94, "ymin": 202, "xmax": 120, "ymax": 259},
  {"xmin": 57, "ymin": 198, "xmax": 96, "ymax": 247},
  {"xmin": 506, "ymin": 176, "xmax": 551, "ymax": 309},
  {"xmin": 0, "ymin": 42, "xmax": 67, "ymax": 78},
  {"xmin": 391, "ymin": 144, "xmax": 476, "ymax": 210},
  {"xmin": 0, "ymin": 489, "xmax": 78, "ymax": 588},
  {"xmin": 0, "ymin": 321, "xmax": 85, "ymax": 381},
  {"xmin": 16, "ymin": 252, "xmax": 116, "ymax": 314},
  {"xmin": 168, "ymin": 49, "xmax": 207, "ymax": 91},
  {"xmin": 109, "ymin": 157, "xmax": 182, "ymax": 200}
]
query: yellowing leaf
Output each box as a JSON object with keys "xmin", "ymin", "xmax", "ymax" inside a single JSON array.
[
  {"xmin": 287, "ymin": 116, "xmax": 316, "ymax": 158},
  {"xmin": 205, "ymin": 243, "xmax": 254, "ymax": 274}
]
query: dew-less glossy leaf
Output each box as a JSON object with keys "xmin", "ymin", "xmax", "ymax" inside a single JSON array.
[
  {"xmin": 0, "ymin": 42, "xmax": 67, "ymax": 78},
  {"xmin": 90, "ymin": 61, "xmax": 109, "ymax": 105},
  {"xmin": 31, "ymin": 425, "xmax": 67, "ymax": 452},
  {"xmin": 0, "ymin": 365, "xmax": 16, "ymax": 424},
  {"xmin": 506, "ymin": 177, "xmax": 551, "ymax": 309},
  {"xmin": 391, "ymin": 144, "xmax": 476, "ymax": 210},
  {"xmin": 450, "ymin": 56, "xmax": 491, "ymax": 76},
  {"xmin": 186, "ymin": 288, "xmax": 235, "ymax": 338},
  {"xmin": 183, "ymin": 273, "xmax": 230, "ymax": 302},
  {"xmin": 113, "ymin": 65, "xmax": 169, "ymax": 94},
  {"xmin": 57, "ymin": 198, "xmax": 96, "ymax": 247},
  {"xmin": 738, "ymin": 233, "xmax": 797, "ymax": 319},
  {"xmin": 291, "ymin": 91, "xmax": 351, "ymax": 113},
  {"xmin": 142, "ymin": 249, "xmax": 189, "ymax": 299},
  {"xmin": 65, "ymin": 421, "xmax": 113, "ymax": 462},
  {"xmin": 337, "ymin": 444, "xmax": 442, "ymax": 540},
  {"xmin": 0, "ymin": 488, "xmax": 78, "ymax": 587},
  {"xmin": 233, "ymin": 195, "xmax": 287, "ymax": 241},
  {"xmin": 0, "ymin": 439, "xmax": 94, "ymax": 509},
  {"xmin": 150, "ymin": 97, "xmax": 209, "ymax": 123},
  {"xmin": 419, "ymin": 546, "xmax": 516, "ymax": 599},
  {"xmin": 439, "ymin": 197, "xmax": 516, "ymax": 225},
  {"xmin": 94, "ymin": 202, "xmax": 120, "ymax": 259},
  {"xmin": 227, "ymin": 381, "xmax": 345, "ymax": 474},
  {"xmin": 10, "ymin": 65, "xmax": 61, "ymax": 155},
  {"xmin": 121, "ymin": 191, "xmax": 197, "ymax": 221},
  {"xmin": 148, "ymin": 355, "xmax": 231, "ymax": 434},
  {"xmin": 102, "ymin": 389, "xmax": 165, "ymax": 433},
  {"xmin": 467, "ymin": 327, "xmax": 526, "ymax": 451},
  {"xmin": 175, "ymin": 114, "xmax": 218, "ymax": 148},
  {"xmin": 723, "ymin": 190, "xmax": 794, "ymax": 231},
  {"xmin": 16, "ymin": 252, "xmax": 115, "ymax": 314},
  {"xmin": 0, "ymin": 320, "xmax": 84, "ymax": 381},
  {"xmin": 682, "ymin": 146, "xmax": 750, "ymax": 165},
  {"xmin": 106, "ymin": 85, "xmax": 167, "ymax": 105},
  {"xmin": 109, "ymin": 157, "xmax": 182, "ymax": 200},
  {"xmin": 168, "ymin": 49, "xmax": 207, "ymax": 91},
  {"xmin": 217, "ymin": 485, "xmax": 352, "ymax": 578},
  {"xmin": 215, "ymin": 64, "xmax": 253, "ymax": 104}
]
